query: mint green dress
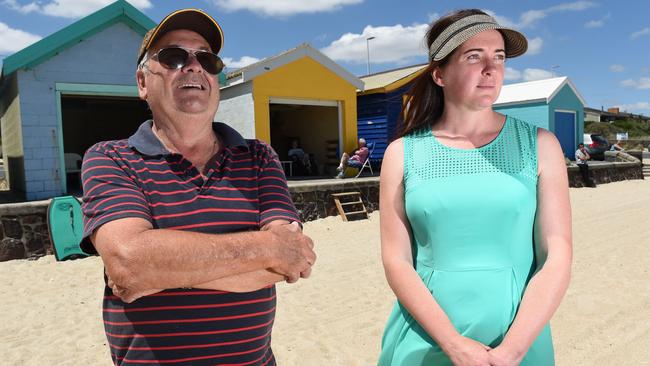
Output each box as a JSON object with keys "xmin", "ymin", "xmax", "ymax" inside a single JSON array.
[{"xmin": 378, "ymin": 117, "xmax": 554, "ymax": 365}]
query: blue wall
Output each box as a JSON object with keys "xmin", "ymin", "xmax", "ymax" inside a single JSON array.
[
  {"xmin": 16, "ymin": 22, "xmax": 143, "ymax": 200},
  {"xmin": 548, "ymin": 84, "xmax": 585, "ymax": 145},
  {"xmin": 356, "ymin": 85, "xmax": 408, "ymax": 161},
  {"xmin": 493, "ymin": 102, "xmax": 549, "ymax": 129},
  {"xmin": 494, "ymin": 83, "xmax": 585, "ymax": 157}
]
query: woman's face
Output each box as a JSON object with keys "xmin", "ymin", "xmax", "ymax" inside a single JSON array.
[{"xmin": 432, "ymin": 29, "xmax": 506, "ymax": 111}]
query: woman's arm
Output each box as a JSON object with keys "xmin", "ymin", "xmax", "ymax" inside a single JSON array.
[
  {"xmin": 489, "ymin": 128, "xmax": 572, "ymax": 365},
  {"xmin": 380, "ymin": 139, "xmax": 491, "ymax": 365}
]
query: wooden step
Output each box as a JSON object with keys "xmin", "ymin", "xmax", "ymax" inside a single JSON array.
[{"xmin": 331, "ymin": 192, "xmax": 369, "ymax": 221}]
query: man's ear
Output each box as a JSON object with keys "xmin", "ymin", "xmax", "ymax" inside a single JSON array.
[
  {"xmin": 431, "ymin": 67, "xmax": 444, "ymax": 87},
  {"xmin": 136, "ymin": 69, "xmax": 147, "ymax": 100}
]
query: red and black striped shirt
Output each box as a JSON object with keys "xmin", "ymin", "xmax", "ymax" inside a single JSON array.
[{"xmin": 81, "ymin": 120, "xmax": 299, "ymax": 366}]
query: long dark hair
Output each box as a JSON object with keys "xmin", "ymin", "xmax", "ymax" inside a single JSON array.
[{"xmin": 398, "ymin": 9, "xmax": 489, "ymax": 137}]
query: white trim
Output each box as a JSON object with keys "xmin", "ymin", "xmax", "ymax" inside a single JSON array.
[
  {"xmin": 228, "ymin": 44, "xmax": 364, "ymax": 90},
  {"xmin": 548, "ymin": 79, "xmax": 587, "ymax": 106},
  {"xmin": 269, "ymin": 97, "xmax": 338, "ymax": 107},
  {"xmin": 337, "ymin": 101, "xmax": 344, "ymax": 157},
  {"xmin": 493, "ymin": 97, "xmax": 547, "ymax": 108}
]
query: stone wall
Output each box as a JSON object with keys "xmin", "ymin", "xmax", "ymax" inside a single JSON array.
[
  {"xmin": 0, "ymin": 160, "xmax": 643, "ymax": 261},
  {"xmin": 568, "ymin": 161, "xmax": 643, "ymax": 187},
  {"xmin": 0, "ymin": 201, "xmax": 52, "ymax": 261},
  {"xmin": 289, "ymin": 177, "xmax": 380, "ymax": 222}
]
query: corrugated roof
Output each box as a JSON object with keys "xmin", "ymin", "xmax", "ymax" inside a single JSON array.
[
  {"xmin": 360, "ymin": 64, "xmax": 427, "ymax": 92},
  {"xmin": 494, "ymin": 76, "xmax": 586, "ymax": 106}
]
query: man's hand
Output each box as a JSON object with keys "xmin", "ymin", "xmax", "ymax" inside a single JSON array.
[
  {"xmin": 107, "ymin": 273, "xmax": 162, "ymax": 303},
  {"xmin": 265, "ymin": 221, "xmax": 316, "ymax": 283}
]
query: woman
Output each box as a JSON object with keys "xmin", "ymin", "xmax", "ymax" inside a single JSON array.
[{"xmin": 378, "ymin": 9, "xmax": 572, "ymax": 366}]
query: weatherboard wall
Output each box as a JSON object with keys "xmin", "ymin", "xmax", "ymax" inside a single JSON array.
[
  {"xmin": 215, "ymin": 81, "xmax": 256, "ymax": 138},
  {"xmin": 252, "ymin": 56, "xmax": 359, "ymax": 153},
  {"xmin": 548, "ymin": 83, "xmax": 585, "ymax": 141},
  {"xmin": 15, "ymin": 22, "xmax": 144, "ymax": 200}
]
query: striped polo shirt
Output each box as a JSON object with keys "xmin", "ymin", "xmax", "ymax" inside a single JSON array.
[{"xmin": 81, "ymin": 120, "xmax": 300, "ymax": 366}]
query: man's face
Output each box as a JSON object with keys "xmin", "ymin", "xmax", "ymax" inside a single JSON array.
[{"xmin": 137, "ymin": 29, "xmax": 220, "ymax": 119}]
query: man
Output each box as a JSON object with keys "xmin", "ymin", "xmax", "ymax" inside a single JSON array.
[
  {"xmin": 335, "ymin": 138, "xmax": 369, "ymax": 178},
  {"xmin": 575, "ymin": 142, "xmax": 596, "ymax": 187},
  {"xmin": 80, "ymin": 8, "xmax": 316, "ymax": 366}
]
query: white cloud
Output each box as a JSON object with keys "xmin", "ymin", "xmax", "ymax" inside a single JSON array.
[
  {"xmin": 549, "ymin": 1, "xmax": 595, "ymax": 11},
  {"xmin": 609, "ymin": 64, "xmax": 625, "ymax": 72},
  {"xmin": 222, "ymin": 56, "xmax": 260, "ymax": 69},
  {"xmin": 620, "ymin": 77, "xmax": 650, "ymax": 89},
  {"xmin": 630, "ymin": 27, "xmax": 650, "ymax": 39},
  {"xmin": 0, "ymin": 21, "xmax": 41, "ymax": 54},
  {"xmin": 526, "ymin": 37, "xmax": 543, "ymax": 55},
  {"xmin": 505, "ymin": 67, "xmax": 557, "ymax": 82},
  {"xmin": 584, "ymin": 19, "xmax": 604, "ymax": 28},
  {"xmin": 483, "ymin": 10, "xmax": 517, "ymax": 28},
  {"xmin": 614, "ymin": 102, "xmax": 650, "ymax": 111},
  {"xmin": 505, "ymin": 67, "xmax": 522, "ymax": 81},
  {"xmin": 523, "ymin": 68, "xmax": 556, "ymax": 81},
  {"xmin": 427, "ymin": 12, "xmax": 439, "ymax": 23},
  {"xmin": 3, "ymin": 0, "xmax": 152, "ymax": 19},
  {"xmin": 321, "ymin": 23, "xmax": 429, "ymax": 65},
  {"xmin": 489, "ymin": 2, "xmax": 596, "ymax": 29},
  {"xmin": 519, "ymin": 9, "xmax": 547, "ymax": 28},
  {"xmin": 211, "ymin": 0, "xmax": 362, "ymax": 17}
]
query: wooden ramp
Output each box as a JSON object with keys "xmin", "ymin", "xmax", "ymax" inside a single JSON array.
[{"xmin": 331, "ymin": 192, "xmax": 368, "ymax": 221}]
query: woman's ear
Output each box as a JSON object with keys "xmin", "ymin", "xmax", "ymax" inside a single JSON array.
[
  {"xmin": 431, "ymin": 67, "xmax": 444, "ymax": 87},
  {"xmin": 136, "ymin": 69, "xmax": 147, "ymax": 99}
]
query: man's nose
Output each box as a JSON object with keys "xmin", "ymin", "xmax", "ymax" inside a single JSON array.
[{"xmin": 181, "ymin": 53, "xmax": 203, "ymax": 73}]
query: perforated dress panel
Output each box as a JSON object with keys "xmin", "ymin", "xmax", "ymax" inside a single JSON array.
[{"xmin": 378, "ymin": 116, "xmax": 555, "ymax": 366}]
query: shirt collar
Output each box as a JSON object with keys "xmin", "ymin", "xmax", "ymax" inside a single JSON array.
[{"xmin": 128, "ymin": 120, "xmax": 249, "ymax": 156}]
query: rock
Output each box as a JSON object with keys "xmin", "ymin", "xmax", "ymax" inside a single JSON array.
[
  {"xmin": 22, "ymin": 215, "xmax": 42, "ymax": 225},
  {"xmin": 25, "ymin": 231, "xmax": 44, "ymax": 253},
  {"xmin": 1, "ymin": 217, "xmax": 23, "ymax": 239},
  {"xmin": 0, "ymin": 238, "xmax": 25, "ymax": 261}
]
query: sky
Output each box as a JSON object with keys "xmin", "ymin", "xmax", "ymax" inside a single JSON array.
[{"xmin": 1, "ymin": 0, "xmax": 649, "ymax": 115}]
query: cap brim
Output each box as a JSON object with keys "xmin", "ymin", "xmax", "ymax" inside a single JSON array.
[
  {"xmin": 498, "ymin": 28, "xmax": 528, "ymax": 59},
  {"xmin": 139, "ymin": 9, "xmax": 224, "ymax": 63},
  {"xmin": 432, "ymin": 24, "xmax": 528, "ymax": 61}
]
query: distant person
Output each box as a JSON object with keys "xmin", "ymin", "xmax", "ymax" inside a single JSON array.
[
  {"xmin": 80, "ymin": 8, "xmax": 315, "ymax": 365},
  {"xmin": 610, "ymin": 140, "xmax": 624, "ymax": 151},
  {"xmin": 336, "ymin": 138, "xmax": 369, "ymax": 178},
  {"xmin": 378, "ymin": 9, "xmax": 572, "ymax": 365},
  {"xmin": 288, "ymin": 138, "xmax": 313, "ymax": 174},
  {"xmin": 576, "ymin": 142, "xmax": 596, "ymax": 187}
]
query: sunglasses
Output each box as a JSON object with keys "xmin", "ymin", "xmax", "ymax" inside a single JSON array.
[{"xmin": 147, "ymin": 47, "xmax": 225, "ymax": 75}]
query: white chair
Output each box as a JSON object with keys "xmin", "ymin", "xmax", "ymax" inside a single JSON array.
[
  {"xmin": 64, "ymin": 153, "xmax": 83, "ymax": 190},
  {"xmin": 354, "ymin": 142, "xmax": 375, "ymax": 178},
  {"xmin": 64, "ymin": 153, "xmax": 82, "ymax": 174}
]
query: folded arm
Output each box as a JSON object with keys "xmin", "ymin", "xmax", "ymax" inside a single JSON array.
[{"xmin": 94, "ymin": 218, "xmax": 314, "ymax": 303}]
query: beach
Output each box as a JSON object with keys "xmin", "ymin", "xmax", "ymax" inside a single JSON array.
[{"xmin": 1, "ymin": 179, "xmax": 648, "ymax": 365}]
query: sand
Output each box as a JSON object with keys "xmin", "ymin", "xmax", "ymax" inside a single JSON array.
[{"xmin": 1, "ymin": 179, "xmax": 649, "ymax": 365}]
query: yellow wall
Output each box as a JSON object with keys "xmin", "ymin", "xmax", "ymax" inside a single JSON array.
[{"xmin": 252, "ymin": 57, "xmax": 359, "ymax": 154}]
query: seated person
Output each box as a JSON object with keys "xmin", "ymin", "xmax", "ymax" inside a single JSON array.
[
  {"xmin": 610, "ymin": 140, "xmax": 624, "ymax": 151},
  {"xmin": 288, "ymin": 139, "xmax": 312, "ymax": 175},
  {"xmin": 336, "ymin": 138, "xmax": 369, "ymax": 178}
]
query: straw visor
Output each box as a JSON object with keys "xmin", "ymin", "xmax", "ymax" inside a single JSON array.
[
  {"xmin": 137, "ymin": 8, "xmax": 224, "ymax": 64},
  {"xmin": 428, "ymin": 14, "xmax": 527, "ymax": 61}
]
